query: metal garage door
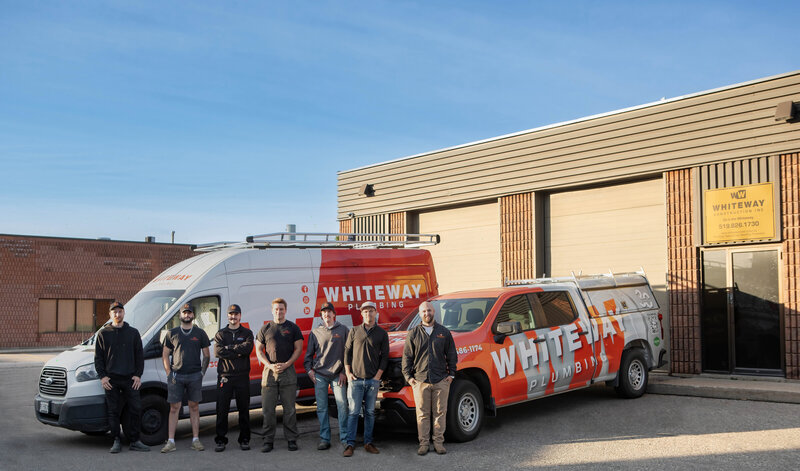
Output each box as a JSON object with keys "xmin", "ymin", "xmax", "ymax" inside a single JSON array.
[
  {"xmin": 545, "ymin": 179, "xmax": 667, "ymax": 303},
  {"xmin": 418, "ymin": 201, "xmax": 501, "ymax": 293}
]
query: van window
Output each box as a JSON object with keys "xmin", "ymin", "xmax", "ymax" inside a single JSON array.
[
  {"xmin": 400, "ymin": 297, "xmax": 497, "ymax": 332},
  {"xmin": 159, "ymin": 296, "xmax": 220, "ymax": 344},
  {"xmin": 119, "ymin": 289, "xmax": 185, "ymax": 335},
  {"xmin": 529, "ymin": 291, "xmax": 576, "ymax": 328},
  {"xmin": 493, "ymin": 295, "xmax": 535, "ymax": 333}
]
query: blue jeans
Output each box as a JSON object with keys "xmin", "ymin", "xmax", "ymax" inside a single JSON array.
[
  {"xmin": 314, "ymin": 374, "xmax": 348, "ymax": 443},
  {"xmin": 346, "ymin": 378, "xmax": 379, "ymax": 446}
]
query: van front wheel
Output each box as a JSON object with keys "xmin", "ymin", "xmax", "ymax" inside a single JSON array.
[
  {"xmin": 445, "ymin": 379, "xmax": 483, "ymax": 442},
  {"xmin": 615, "ymin": 349, "xmax": 648, "ymax": 398},
  {"xmin": 133, "ymin": 394, "xmax": 169, "ymax": 446}
]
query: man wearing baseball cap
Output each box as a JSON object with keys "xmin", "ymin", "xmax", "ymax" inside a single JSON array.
[
  {"xmin": 342, "ymin": 301, "xmax": 389, "ymax": 457},
  {"xmin": 303, "ymin": 302, "xmax": 349, "ymax": 450},
  {"xmin": 161, "ymin": 303, "xmax": 211, "ymax": 452},
  {"xmin": 213, "ymin": 304, "xmax": 254, "ymax": 452},
  {"xmin": 94, "ymin": 301, "xmax": 150, "ymax": 453}
]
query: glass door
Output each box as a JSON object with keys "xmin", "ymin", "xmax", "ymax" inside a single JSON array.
[{"xmin": 701, "ymin": 247, "xmax": 783, "ymax": 376}]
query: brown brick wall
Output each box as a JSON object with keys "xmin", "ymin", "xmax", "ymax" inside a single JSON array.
[
  {"xmin": 0, "ymin": 235, "xmax": 194, "ymax": 348},
  {"xmin": 389, "ymin": 212, "xmax": 406, "ymax": 240},
  {"xmin": 666, "ymin": 169, "xmax": 702, "ymax": 374},
  {"xmin": 500, "ymin": 193, "xmax": 535, "ymax": 283},
  {"xmin": 782, "ymin": 153, "xmax": 800, "ymax": 379}
]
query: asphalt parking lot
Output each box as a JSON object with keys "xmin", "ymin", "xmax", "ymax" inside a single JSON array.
[{"xmin": 4, "ymin": 355, "xmax": 800, "ymax": 470}]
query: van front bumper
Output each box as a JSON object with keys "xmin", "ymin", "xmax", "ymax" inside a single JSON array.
[{"xmin": 35, "ymin": 394, "xmax": 108, "ymax": 432}]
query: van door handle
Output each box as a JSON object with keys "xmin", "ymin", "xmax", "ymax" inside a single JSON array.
[
  {"xmin": 532, "ymin": 338, "xmax": 546, "ymax": 343},
  {"xmin": 577, "ymin": 331, "xmax": 588, "ymax": 336}
]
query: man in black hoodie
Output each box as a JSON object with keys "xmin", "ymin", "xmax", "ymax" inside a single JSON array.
[
  {"xmin": 94, "ymin": 301, "xmax": 150, "ymax": 453},
  {"xmin": 213, "ymin": 304, "xmax": 254, "ymax": 452}
]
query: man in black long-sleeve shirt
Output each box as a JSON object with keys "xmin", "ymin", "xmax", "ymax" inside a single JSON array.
[
  {"xmin": 94, "ymin": 301, "xmax": 150, "ymax": 453},
  {"xmin": 213, "ymin": 304, "xmax": 254, "ymax": 452},
  {"xmin": 402, "ymin": 301, "xmax": 457, "ymax": 455}
]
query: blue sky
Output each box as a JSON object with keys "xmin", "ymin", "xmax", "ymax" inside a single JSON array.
[{"xmin": 1, "ymin": 0, "xmax": 798, "ymax": 244}]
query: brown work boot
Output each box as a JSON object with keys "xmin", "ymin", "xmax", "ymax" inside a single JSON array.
[
  {"xmin": 364, "ymin": 443, "xmax": 380, "ymax": 454},
  {"xmin": 343, "ymin": 445, "xmax": 354, "ymax": 457},
  {"xmin": 433, "ymin": 443, "xmax": 447, "ymax": 455},
  {"xmin": 417, "ymin": 444, "xmax": 429, "ymax": 455}
]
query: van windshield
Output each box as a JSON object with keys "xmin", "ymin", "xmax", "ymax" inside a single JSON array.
[
  {"xmin": 122, "ymin": 289, "xmax": 185, "ymax": 334},
  {"xmin": 396, "ymin": 297, "xmax": 497, "ymax": 332}
]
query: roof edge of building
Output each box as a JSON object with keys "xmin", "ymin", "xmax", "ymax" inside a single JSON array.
[{"xmin": 339, "ymin": 69, "xmax": 800, "ymax": 175}]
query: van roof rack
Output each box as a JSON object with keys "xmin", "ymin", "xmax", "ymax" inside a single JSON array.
[
  {"xmin": 192, "ymin": 232, "xmax": 440, "ymax": 252},
  {"xmin": 505, "ymin": 268, "xmax": 648, "ymax": 288}
]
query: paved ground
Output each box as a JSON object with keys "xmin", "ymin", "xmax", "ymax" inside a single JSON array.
[{"xmin": 4, "ymin": 353, "xmax": 800, "ymax": 470}]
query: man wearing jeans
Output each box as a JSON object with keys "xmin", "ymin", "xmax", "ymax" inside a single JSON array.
[
  {"xmin": 402, "ymin": 301, "xmax": 458, "ymax": 455},
  {"xmin": 342, "ymin": 301, "xmax": 389, "ymax": 457},
  {"xmin": 161, "ymin": 303, "xmax": 211, "ymax": 453},
  {"xmin": 304, "ymin": 302, "xmax": 349, "ymax": 450},
  {"xmin": 255, "ymin": 298, "xmax": 303, "ymax": 452}
]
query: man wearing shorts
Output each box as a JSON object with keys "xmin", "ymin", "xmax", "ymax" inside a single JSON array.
[{"xmin": 161, "ymin": 303, "xmax": 210, "ymax": 452}]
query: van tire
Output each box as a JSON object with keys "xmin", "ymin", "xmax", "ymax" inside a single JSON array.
[
  {"xmin": 445, "ymin": 379, "xmax": 483, "ymax": 442},
  {"xmin": 615, "ymin": 349, "xmax": 648, "ymax": 398},
  {"xmin": 132, "ymin": 394, "xmax": 169, "ymax": 446}
]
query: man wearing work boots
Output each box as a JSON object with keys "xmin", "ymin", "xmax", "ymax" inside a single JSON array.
[
  {"xmin": 161, "ymin": 303, "xmax": 211, "ymax": 452},
  {"xmin": 342, "ymin": 301, "xmax": 389, "ymax": 457},
  {"xmin": 255, "ymin": 298, "xmax": 303, "ymax": 452},
  {"xmin": 214, "ymin": 304, "xmax": 254, "ymax": 452},
  {"xmin": 94, "ymin": 301, "xmax": 151, "ymax": 453},
  {"xmin": 304, "ymin": 302, "xmax": 349, "ymax": 451},
  {"xmin": 402, "ymin": 301, "xmax": 458, "ymax": 456}
]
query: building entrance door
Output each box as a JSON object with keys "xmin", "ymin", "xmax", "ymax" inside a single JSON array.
[{"xmin": 701, "ymin": 247, "xmax": 783, "ymax": 376}]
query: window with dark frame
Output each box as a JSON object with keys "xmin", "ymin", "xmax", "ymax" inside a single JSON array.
[{"xmin": 38, "ymin": 299, "xmax": 113, "ymax": 333}]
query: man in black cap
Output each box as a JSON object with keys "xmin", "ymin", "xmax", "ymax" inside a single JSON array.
[
  {"xmin": 94, "ymin": 301, "xmax": 151, "ymax": 453},
  {"xmin": 304, "ymin": 302, "xmax": 349, "ymax": 450},
  {"xmin": 161, "ymin": 303, "xmax": 211, "ymax": 452},
  {"xmin": 213, "ymin": 304, "xmax": 254, "ymax": 452}
]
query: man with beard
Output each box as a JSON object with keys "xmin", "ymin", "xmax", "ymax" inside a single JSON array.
[{"xmin": 161, "ymin": 303, "xmax": 211, "ymax": 452}]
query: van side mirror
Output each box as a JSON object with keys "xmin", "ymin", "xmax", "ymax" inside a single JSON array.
[
  {"xmin": 494, "ymin": 321, "xmax": 522, "ymax": 344},
  {"xmin": 143, "ymin": 336, "xmax": 163, "ymax": 360}
]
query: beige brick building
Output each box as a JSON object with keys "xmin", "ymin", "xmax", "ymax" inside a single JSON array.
[{"xmin": 338, "ymin": 71, "xmax": 800, "ymax": 379}]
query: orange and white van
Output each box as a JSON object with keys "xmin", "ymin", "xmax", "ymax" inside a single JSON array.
[
  {"xmin": 35, "ymin": 232, "xmax": 438, "ymax": 445},
  {"xmin": 381, "ymin": 271, "xmax": 667, "ymax": 442}
]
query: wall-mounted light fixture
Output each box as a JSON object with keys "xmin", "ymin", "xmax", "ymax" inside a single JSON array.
[
  {"xmin": 775, "ymin": 100, "xmax": 798, "ymax": 122},
  {"xmin": 359, "ymin": 183, "xmax": 375, "ymax": 197}
]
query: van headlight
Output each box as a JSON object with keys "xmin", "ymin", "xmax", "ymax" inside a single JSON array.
[{"xmin": 75, "ymin": 363, "xmax": 99, "ymax": 382}]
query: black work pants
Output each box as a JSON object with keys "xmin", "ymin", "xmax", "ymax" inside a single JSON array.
[
  {"xmin": 215, "ymin": 375, "xmax": 251, "ymax": 444},
  {"xmin": 105, "ymin": 376, "xmax": 141, "ymax": 441}
]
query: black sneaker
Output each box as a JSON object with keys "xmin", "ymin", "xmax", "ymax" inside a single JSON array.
[
  {"xmin": 288, "ymin": 441, "xmax": 298, "ymax": 451},
  {"xmin": 261, "ymin": 442, "xmax": 273, "ymax": 453},
  {"xmin": 317, "ymin": 440, "xmax": 331, "ymax": 450},
  {"xmin": 109, "ymin": 438, "xmax": 121, "ymax": 454},
  {"xmin": 129, "ymin": 440, "xmax": 150, "ymax": 452},
  {"xmin": 240, "ymin": 440, "xmax": 250, "ymax": 451},
  {"xmin": 215, "ymin": 442, "xmax": 226, "ymax": 452}
]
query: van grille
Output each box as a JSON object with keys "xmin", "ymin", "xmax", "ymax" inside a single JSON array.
[{"xmin": 39, "ymin": 367, "xmax": 67, "ymax": 396}]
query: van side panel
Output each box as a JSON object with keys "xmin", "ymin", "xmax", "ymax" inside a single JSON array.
[{"xmin": 307, "ymin": 249, "xmax": 438, "ymax": 330}]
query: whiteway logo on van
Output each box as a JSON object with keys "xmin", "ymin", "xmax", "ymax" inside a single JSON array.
[
  {"xmin": 322, "ymin": 284, "xmax": 422, "ymax": 302},
  {"xmin": 490, "ymin": 316, "xmax": 625, "ymax": 380}
]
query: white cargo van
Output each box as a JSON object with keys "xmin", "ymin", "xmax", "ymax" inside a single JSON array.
[{"xmin": 35, "ymin": 232, "xmax": 439, "ymax": 445}]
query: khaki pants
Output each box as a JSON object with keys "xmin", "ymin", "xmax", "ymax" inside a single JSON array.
[{"xmin": 411, "ymin": 379, "xmax": 451, "ymax": 446}]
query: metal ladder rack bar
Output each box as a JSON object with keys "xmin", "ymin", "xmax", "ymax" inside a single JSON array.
[{"xmin": 193, "ymin": 232, "xmax": 440, "ymax": 252}]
